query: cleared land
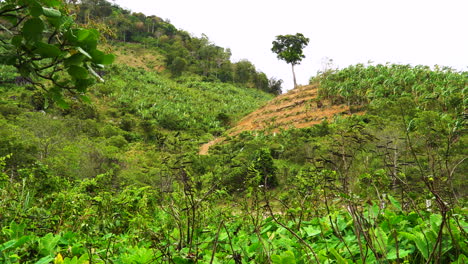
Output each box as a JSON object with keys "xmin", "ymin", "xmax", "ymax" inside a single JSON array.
[{"xmin": 200, "ymin": 84, "xmax": 363, "ymax": 154}]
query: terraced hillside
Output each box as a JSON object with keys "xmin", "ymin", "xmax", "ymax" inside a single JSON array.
[
  {"xmin": 230, "ymin": 84, "xmax": 360, "ymax": 134},
  {"xmin": 200, "ymin": 84, "xmax": 362, "ymax": 154}
]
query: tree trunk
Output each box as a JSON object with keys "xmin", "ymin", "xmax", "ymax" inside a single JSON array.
[{"xmin": 291, "ymin": 64, "xmax": 297, "ymax": 88}]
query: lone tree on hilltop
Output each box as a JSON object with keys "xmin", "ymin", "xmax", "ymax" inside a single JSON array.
[{"xmin": 271, "ymin": 33, "xmax": 309, "ymax": 88}]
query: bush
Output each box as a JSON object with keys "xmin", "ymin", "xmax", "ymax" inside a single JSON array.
[
  {"xmin": 107, "ymin": 135, "xmax": 128, "ymax": 148},
  {"xmin": 0, "ymin": 103, "xmax": 21, "ymax": 118}
]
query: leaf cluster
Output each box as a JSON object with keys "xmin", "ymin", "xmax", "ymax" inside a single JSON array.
[
  {"xmin": 271, "ymin": 33, "xmax": 310, "ymax": 66},
  {"xmin": 0, "ymin": 0, "xmax": 114, "ymax": 106}
]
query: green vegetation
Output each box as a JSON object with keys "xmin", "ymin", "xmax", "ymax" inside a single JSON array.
[
  {"xmin": 313, "ymin": 63, "xmax": 466, "ymax": 111},
  {"xmin": 1, "ymin": 59, "xmax": 466, "ymax": 263},
  {"xmin": 1, "ymin": 0, "xmax": 467, "ymax": 263}
]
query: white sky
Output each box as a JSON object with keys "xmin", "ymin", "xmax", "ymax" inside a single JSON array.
[{"xmin": 113, "ymin": 0, "xmax": 468, "ymax": 91}]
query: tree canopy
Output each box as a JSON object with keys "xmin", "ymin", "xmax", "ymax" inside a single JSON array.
[{"xmin": 271, "ymin": 33, "xmax": 309, "ymax": 65}]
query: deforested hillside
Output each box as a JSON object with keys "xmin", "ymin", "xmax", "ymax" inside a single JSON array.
[
  {"xmin": 199, "ymin": 83, "xmax": 362, "ymax": 154},
  {"xmin": 230, "ymin": 84, "xmax": 362, "ymax": 135}
]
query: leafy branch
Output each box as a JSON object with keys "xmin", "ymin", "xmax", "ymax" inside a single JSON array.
[{"xmin": 0, "ymin": 0, "xmax": 115, "ymax": 107}]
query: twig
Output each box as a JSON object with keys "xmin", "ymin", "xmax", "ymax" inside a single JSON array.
[{"xmin": 209, "ymin": 219, "xmax": 224, "ymax": 264}]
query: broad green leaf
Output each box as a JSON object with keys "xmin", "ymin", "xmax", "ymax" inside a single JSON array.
[
  {"xmin": 35, "ymin": 42, "xmax": 61, "ymax": 58},
  {"xmin": 303, "ymin": 226, "xmax": 321, "ymax": 237},
  {"xmin": 42, "ymin": 0, "xmax": 62, "ymax": 8},
  {"xmin": 430, "ymin": 214, "xmax": 442, "ymax": 234},
  {"xmin": 38, "ymin": 233, "xmax": 61, "ymax": 256},
  {"xmin": 75, "ymin": 29, "xmax": 90, "ymax": 42},
  {"xmin": 12, "ymin": 236, "xmax": 31, "ymax": 249},
  {"xmin": 248, "ymin": 242, "xmax": 260, "ymax": 253},
  {"xmin": 29, "ymin": 4, "xmax": 43, "ymax": 17},
  {"xmin": 75, "ymin": 77, "xmax": 96, "ymax": 92},
  {"xmin": 64, "ymin": 54, "xmax": 85, "ymax": 66},
  {"xmin": 64, "ymin": 253, "xmax": 89, "ymax": 264},
  {"xmin": 329, "ymin": 248, "xmax": 349, "ymax": 264},
  {"xmin": 373, "ymin": 227, "xmax": 388, "ymax": 254},
  {"xmin": 78, "ymin": 29, "xmax": 98, "ymax": 50},
  {"xmin": 64, "ymin": 29, "xmax": 78, "ymax": 43},
  {"xmin": 42, "ymin": 7, "xmax": 61, "ymax": 17},
  {"xmin": 89, "ymin": 49, "xmax": 104, "ymax": 63},
  {"xmin": 218, "ymin": 232, "xmax": 228, "ymax": 242},
  {"xmin": 11, "ymin": 35, "xmax": 22, "ymax": 47},
  {"xmin": 79, "ymin": 95, "xmax": 91, "ymax": 104},
  {"xmin": 271, "ymin": 254, "xmax": 282, "ymax": 264},
  {"xmin": 63, "ymin": 256, "xmax": 79, "ymax": 264},
  {"xmin": 35, "ymin": 256, "xmax": 55, "ymax": 264},
  {"xmin": 90, "ymin": 50, "xmax": 115, "ymax": 64},
  {"xmin": 452, "ymin": 254, "xmax": 467, "ymax": 264},
  {"xmin": 0, "ymin": 239, "xmax": 17, "ymax": 251},
  {"xmin": 172, "ymin": 256, "xmax": 189, "ymax": 264},
  {"xmin": 48, "ymin": 15, "xmax": 72, "ymax": 29},
  {"xmin": 22, "ymin": 18, "xmax": 44, "ymax": 42},
  {"xmin": 281, "ymin": 251, "xmax": 296, "ymax": 264},
  {"xmin": 97, "ymin": 53, "xmax": 114, "ymax": 65},
  {"xmin": 68, "ymin": 65, "xmax": 88, "ymax": 79},
  {"xmin": 405, "ymin": 230, "xmax": 429, "ymax": 260},
  {"xmin": 387, "ymin": 195, "xmax": 402, "ymax": 211},
  {"xmin": 387, "ymin": 248, "xmax": 413, "ymax": 260},
  {"xmin": 399, "ymin": 231, "xmax": 415, "ymax": 241}
]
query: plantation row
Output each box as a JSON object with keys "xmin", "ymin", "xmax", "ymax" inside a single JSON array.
[{"xmin": 313, "ymin": 64, "xmax": 466, "ymax": 112}]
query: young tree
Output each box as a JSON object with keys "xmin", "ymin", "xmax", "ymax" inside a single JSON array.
[
  {"xmin": 271, "ymin": 33, "xmax": 309, "ymax": 88},
  {"xmin": 268, "ymin": 77, "xmax": 283, "ymax": 95}
]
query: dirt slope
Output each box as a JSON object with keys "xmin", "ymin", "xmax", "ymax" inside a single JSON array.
[{"xmin": 199, "ymin": 84, "xmax": 361, "ymax": 155}]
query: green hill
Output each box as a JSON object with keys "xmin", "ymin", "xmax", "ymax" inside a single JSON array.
[{"xmin": 0, "ymin": 41, "xmax": 273, "ymax": 183}]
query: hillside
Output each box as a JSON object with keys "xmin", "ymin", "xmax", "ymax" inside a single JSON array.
[
  {"xmin": 1, "ymin": 59, "xmax": 467, "ymax": 263},
  {"xmin": 231, "ymin": 84, "xmax": 363, "ymax": 134},
  {"xmin": 200, "ymin": 84, "xmax": 363, "ymax": 154},
  {"xmin": 0, "ymin": 40, "xmax": 274, "ymax": 182}
]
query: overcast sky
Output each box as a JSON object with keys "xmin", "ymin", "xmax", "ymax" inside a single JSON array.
[{"xmin": 113, "ymin": 0, "xmax": 468, "ymax": 91}]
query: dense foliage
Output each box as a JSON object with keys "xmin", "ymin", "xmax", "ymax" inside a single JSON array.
[
  {"xmin": 1, "ymin": 59, "xmax": 466, "ymax": 263},
  {"xmin": 313, "ymin": 63, "xmax": 466, "ymax": 111}
]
